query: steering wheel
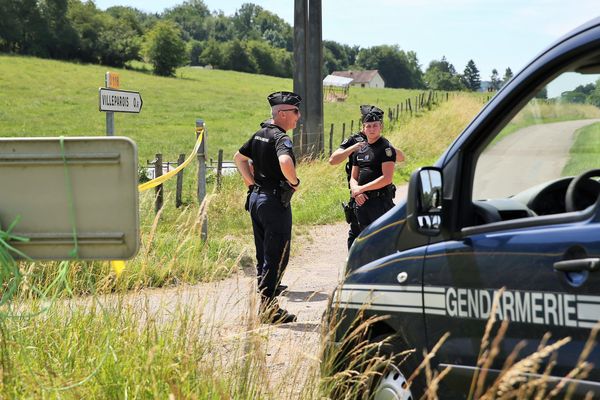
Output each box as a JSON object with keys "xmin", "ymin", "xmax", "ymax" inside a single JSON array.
[{"xmin": 565, "ymin": 169, "xmax": 600, "ymax": 212}]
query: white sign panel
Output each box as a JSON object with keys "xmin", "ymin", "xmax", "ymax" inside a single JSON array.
[{"xmin": 99, "ymin": 88, "xmax": 143, "ymax": 113}]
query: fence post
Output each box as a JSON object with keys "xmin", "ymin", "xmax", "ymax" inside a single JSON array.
[
  {"xmin": 350, "ymin": 119, "xmax": 354, "ymax": 133},
  {"xmin": 329, "ymin": 123, "xmax": 334, "ymax": 156},
  {"xmin": 298, "ymin": 123, "xmax": 304, "ymax": 155},
  {"xmin": 216, "ymin": 149, "xmax": 224, "ymax": 191},
  {"xmin": 196, "ymin": 119, "xmax": 208, "ymax": 241},
  {"xmin": 396, "ymin": 104, "xmax": 399, "ymax": 121},
  {"xmin": 407, "ymin": 98, "xmax": 412, "ymax": 115},
  {"xmin": 176, "ymin": 153, "xmax": 185, "ymax": 208},
  {"xmin": 342, "ymin": 122, "xmax": 346, "ymax": 141},
  {"xmin": 154, "ymin": 153, "xmax": 163, "ymax": 213}
]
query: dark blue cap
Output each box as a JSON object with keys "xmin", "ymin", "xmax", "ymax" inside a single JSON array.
[
  {"xmin": 362, "ymin": 105, "xmax": 384, "ymax": 122},
  {"xmin": 267, "ymin": 91, "xmax": 302, "ymax": 107}
]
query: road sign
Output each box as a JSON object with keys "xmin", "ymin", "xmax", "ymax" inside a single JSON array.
[
  {"xmin": 99, "ymin": 88, "xmax": 143, "ymax": 113},
  {"xmin": 106, "ymin": 71, "xmax": 120, "ymax": 88}
]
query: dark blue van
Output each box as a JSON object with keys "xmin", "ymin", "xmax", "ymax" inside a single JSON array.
[{"xmin": 331, "ymin": 17, "xmax": 600, "ymax": 399}]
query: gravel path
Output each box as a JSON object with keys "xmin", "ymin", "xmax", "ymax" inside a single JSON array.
[{"xmin": 115, "ymin": 185, "xmax": 408, "ymax": 395}]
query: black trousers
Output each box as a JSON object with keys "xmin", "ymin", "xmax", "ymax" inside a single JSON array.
[
  {"xmin": 248, "ymin": 190, "xmax": 292, "ymax": 301},
  {"xmin": 356, "ymin": 196, "xmax": 394, "ymax": 232}
]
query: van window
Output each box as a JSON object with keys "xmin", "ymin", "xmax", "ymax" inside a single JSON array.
[{"xmin": 472, "ymin": 72, "xmax": 600, "ymax": 219}]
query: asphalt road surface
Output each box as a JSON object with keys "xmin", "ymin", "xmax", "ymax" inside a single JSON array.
[{"xmin": 473, "ymin": 119, "xmax": 600, "ymax": 199}]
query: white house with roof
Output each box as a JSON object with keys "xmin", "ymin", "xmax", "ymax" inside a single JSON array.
[{"xmin": 331, "ymin": 70, "xmax": 385, "ymax": 88}]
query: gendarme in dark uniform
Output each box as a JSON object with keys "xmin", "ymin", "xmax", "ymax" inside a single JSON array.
[
  {"xmin": 233, "ymin": 91, "xmax": 301, "ymax": 324},
  {"xmin": 350, "ymin": 106, "xmax": 396, "ymax": 231},
  {"xmin": 328, "ymin": 105, "xmax": 373, "ymax": 249}
]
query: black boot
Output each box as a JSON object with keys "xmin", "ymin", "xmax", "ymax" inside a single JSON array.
[
  {"xmin": 274, "ymin": 284, "xmax": 288, "ymax": 296},
  {"xmin": 259, "ymin": 298, "xmax": 297, "ymax": 324}
]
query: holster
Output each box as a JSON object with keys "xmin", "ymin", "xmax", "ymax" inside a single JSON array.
[
  {"xmin": 388, "ymin": 184, "xmax": 396, "ymax": 199},
  {"xmin": 342, "ymin": 202, "xmax": 354, "ymax": 224},
  {"xmin": 279, "ymin": 181, "xmax": 294, "ymax": 208},
  {"xmin": 244, "ymin": 185, "xmax": 254, "ymax": 211}
]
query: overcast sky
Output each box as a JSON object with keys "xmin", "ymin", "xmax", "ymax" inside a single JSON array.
[{"xmin": 93, "ymin": 0, "xmax": 599, "ymax": 82}]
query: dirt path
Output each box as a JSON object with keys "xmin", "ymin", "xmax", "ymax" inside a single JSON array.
[{"xmin": 116, "ymin": 185, "xmax": 408, "ymax": 395}]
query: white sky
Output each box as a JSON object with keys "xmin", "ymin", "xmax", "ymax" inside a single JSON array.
[{"xmin": 93, "ymin": 0, "xmax": 599, "ymax": 83}]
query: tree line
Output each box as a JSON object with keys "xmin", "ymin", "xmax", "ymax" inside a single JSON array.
[
  {"xmin": 0, "ymin": 0, "xmax": 512, "ymax": 91},
  {"xmin": 560, "ymin": 81, "xmax": 600, "ymax": 106}
]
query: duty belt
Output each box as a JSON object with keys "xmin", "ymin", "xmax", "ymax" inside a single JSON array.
[
  {"xmin": 253, "ymin": 185, "xmax": 280, "ymax": 196},
  {"xmin": 365, "ymin": 186, "xmax": 393, "ymax": 198}
]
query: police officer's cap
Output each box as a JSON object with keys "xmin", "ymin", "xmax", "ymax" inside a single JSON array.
[
  {"xmin": 360, "ymin": 104, "xmax": 373, "ymax": 117},
  {"xmin": 362, "ymin": 106, "xmax": 384, "ymax": 122},
  {"xmin": 267, "ymin": 91, "xmax": 302, "ymax": 107}
]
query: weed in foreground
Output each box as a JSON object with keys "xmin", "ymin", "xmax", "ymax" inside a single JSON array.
[{"xmin": 319, "ymin": 286, "xmax": 598, "ymax": 400}]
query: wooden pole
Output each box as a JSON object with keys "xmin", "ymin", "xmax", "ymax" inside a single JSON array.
[
  {"xmin": 154, "ymin": 153, "xmax": 163, "ymax": 213},
  {"xmin": 176, "ymin": 153, "xmax": 185, "ymax": 208},
  {"xmin": 216, "ymin": 149, "xmax": 223, "ymax": 191},
  {"xmin": 329, "ymin": 123, "xmax": 334, "ymax": 156},
  {"xmin": 196, "ymin": 119, "xmax": 207, "ymax": 241}
]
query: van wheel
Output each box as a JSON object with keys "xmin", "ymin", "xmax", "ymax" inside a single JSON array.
[
  {"xmin": 369, "ymin": 335, "xmax": 421, "ymax": 400},
  {"xmin": 373, "ymin": 363, "xmax": 413, "ymax": 400}
]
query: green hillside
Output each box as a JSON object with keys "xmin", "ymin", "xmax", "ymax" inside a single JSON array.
[{"xmin": 0, "ymin": 55, "xmax": 425, "ymax": 162}]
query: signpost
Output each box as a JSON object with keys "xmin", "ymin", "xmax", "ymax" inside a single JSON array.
[
  {"xmin": 100, "ymin": 72, "xmax": 142, "ymax": 136},
  {"xmin": 98, "ymin": 88, "xmax": 143, "ymax": 113}
]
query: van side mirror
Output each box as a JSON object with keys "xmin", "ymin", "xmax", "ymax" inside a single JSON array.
[{"xmin": 407, "ymin": 167, "xmax": 443, "ymax": 236}]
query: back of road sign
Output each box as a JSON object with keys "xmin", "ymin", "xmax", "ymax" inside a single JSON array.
[{"xmin": 0, "ymin": 137, "xmax": 139, "ymax": 260}]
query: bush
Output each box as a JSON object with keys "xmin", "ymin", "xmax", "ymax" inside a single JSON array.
[{"xmin": 143, "ymin": 20, "xmax": 186, "ymax": 76}]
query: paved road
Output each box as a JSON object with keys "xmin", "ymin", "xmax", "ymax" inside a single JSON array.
[{"xmin": 473, "ymin": 119, "xmax": 600, "ymax": 199}]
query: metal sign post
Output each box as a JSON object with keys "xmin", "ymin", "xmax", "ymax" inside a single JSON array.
[
  {"xmin": 105, "ymin": 72, "xmax": 116, "ymax": 136},
  {"xmin": 100, "ymin": 72, "xmax": 142, "ymax": 136}
]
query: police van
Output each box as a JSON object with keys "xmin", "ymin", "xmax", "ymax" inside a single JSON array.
[{"xmin": 331, "ymin": 17, "xmax": 600, "ymax": 399}]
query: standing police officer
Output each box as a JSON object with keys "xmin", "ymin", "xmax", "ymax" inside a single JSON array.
[
  {"xmin": 350, "ymin": 106, "xmax": 397, "ymax": 232},
  {"xmin": 329, "ymin": 105, "xmax": 405, "ymax": 248},
  {"xmin": 233, "ymin": 91, "xmax": 301, "ymax": 324},
  {"xmin": 328, "ymin": 105, "xmax": 370, "ymax": 249}
]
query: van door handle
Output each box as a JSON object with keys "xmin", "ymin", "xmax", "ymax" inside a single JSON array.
[{"xmin": 554, "ymin": 258, "xmax": 600, "ymax": 272}]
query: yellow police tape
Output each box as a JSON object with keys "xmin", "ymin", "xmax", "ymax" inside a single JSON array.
[
  {"xmin": 111, "ymin": 128, "xmax": 205, "ymax": 276},
  {"xmin": 138, "ymin": 128, "xmax": 205, "ymax": 192}
]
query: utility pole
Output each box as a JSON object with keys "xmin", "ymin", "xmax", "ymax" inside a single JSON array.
[{"xmin": 293, "ymin": 0, "xmax": 323, "ymax": 157}]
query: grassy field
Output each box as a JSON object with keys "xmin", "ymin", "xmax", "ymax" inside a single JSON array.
[
  {"xmin": 563, "ymin": 121, "xmax": 600, "ymax": 176},
  {"xmin": 0, "ymin": 54, "xmax": 430, "ymax": 163},
  {"xmin": 0, "ymin": 55, "xmax": 480, "ymax": 293}
]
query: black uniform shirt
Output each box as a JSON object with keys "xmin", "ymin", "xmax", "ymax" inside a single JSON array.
[
  {"xmin": 239, "ymin": 122, "xmax": 295, "ymax": 189},
  {"xmin": 339, "ymin": 132, "xmax": 366, "ymax": 183},
  {"xmin": 352, "ymin": 136, "xmax": 396, "ymax": 186}
]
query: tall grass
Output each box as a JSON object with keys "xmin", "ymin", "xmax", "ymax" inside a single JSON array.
[
  {"xmin": 4, "ymin": 92, "xmax": 485, "ymax": 298},
  {"xmin": 320, "ymin": 288, "xmax": 598, "ymax": 399}
]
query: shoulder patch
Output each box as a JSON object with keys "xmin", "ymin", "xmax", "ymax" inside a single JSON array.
[
  {"xmin": 282, "ymin": 137, "xmax": 293, "ymax": 149},
  {"xmin": 355, "ymin": 136, "xmax": 365, "ymax": 142},
  {"xmin": 341, "ymin": 138, "xmax": 349, "ymax": 146},
  {"xmin": 385, "ymin": 147, "xmax": 393, "ymax": 157}
]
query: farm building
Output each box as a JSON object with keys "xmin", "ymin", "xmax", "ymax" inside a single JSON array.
[
  {"xmin": 322, "ymin": 74, "xmax": 353, "ymax": 101},
  {"xmin": 331, "ymin": 70, "xmax": 385, "ymax": 88}
]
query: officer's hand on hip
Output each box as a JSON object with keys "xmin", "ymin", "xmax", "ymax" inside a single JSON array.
[{"xmin": 355, "ymin": 193, "xmax": 368, "ymax": 206}]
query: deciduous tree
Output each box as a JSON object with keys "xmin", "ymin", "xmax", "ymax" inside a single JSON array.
[{"xmin": 144, "ymin": 21, "xmax": 186, "ymax": 76}]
